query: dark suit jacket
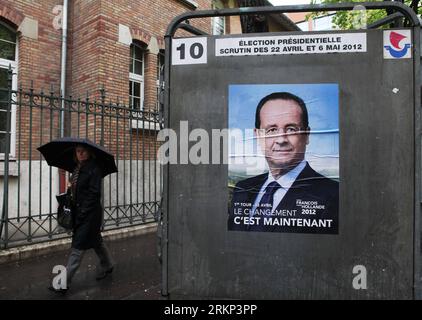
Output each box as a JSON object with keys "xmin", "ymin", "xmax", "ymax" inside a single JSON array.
[{"xmin": 228, "ymin": 162, "xmax": 338, "ymax": 234}]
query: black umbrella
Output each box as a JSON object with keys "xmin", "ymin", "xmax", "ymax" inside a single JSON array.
[{"xmin": 37, "ymin": 137, "xmax": 118, "ymax": 177}]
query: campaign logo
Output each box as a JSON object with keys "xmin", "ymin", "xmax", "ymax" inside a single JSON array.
[{"xmin": 384, "ymin": 30, "xmax": 412, "ymax": 59}]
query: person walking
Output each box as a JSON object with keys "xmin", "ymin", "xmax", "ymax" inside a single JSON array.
[{"xmin": 49, "ymin": 144, "xmax": 114, "ymax": 293}]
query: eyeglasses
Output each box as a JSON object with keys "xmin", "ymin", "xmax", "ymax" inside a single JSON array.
[{"xmin": 259, "ymin": 126, "xmax": 307, "ymax": 137}]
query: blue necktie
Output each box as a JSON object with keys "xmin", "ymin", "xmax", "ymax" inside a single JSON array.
[{"xmin": 258, "ymin": 181, "xmax": 282, "ymax": 211}]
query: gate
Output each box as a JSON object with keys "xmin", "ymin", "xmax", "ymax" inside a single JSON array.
[{"xmin": 0, "ymin": 69, "xmax": 162, "ymax": 248}]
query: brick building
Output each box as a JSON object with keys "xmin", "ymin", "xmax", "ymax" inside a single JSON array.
[
  {"xmin": 0, "ymin": 1, "xmax": 212, "ymax": 146},
  {"xmin": 0, "ymin": 0, "xmax": 296, "ymax": 247}
]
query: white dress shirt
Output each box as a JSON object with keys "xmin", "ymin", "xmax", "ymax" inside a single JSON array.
[{"xmin": 251, "ymin": 160, "xmax": 306, "ymax": 214}]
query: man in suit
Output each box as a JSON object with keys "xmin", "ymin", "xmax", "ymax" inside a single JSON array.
[{"xmin": 228, "ymin": 92, "xmax": 338, "ymax": 234}]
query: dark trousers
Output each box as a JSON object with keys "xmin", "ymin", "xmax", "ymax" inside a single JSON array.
[{"xmin": 66, "ymin": 241, "xmax": 113, "ymax": 285}]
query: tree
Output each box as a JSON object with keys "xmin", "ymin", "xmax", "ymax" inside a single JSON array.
[{"xmin": 309, "ymin": 0, "xmax": 421, "ymax": 29}]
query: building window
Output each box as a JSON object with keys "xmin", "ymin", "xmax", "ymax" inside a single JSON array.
[
  {"xmin": 212, "ymin": 0, "xmax": 226, "ymax": 35},
  {"xmin": 0, "ymin": 23, "xmax": 16, "ymax": 60},
  {"xmin": 129, "ymin": 42, "xmax": 145, "ymax": 110},
  {"xmin": 0, "ymin": 21, "xmax": 17, "ymax": 156}
]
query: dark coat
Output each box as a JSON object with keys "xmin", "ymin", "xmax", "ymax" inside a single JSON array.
[
  {"xmin": 228, "ymin": 162, "xmax": 339, "ymax": 234},
  {"xmin": 71, "ymin": 159, "xmax": 103, "ymax": 250}
]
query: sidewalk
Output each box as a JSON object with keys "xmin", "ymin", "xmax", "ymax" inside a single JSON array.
[{"xmin": 0, "ymin": 230, "xmax": 163, "ymax": 300}]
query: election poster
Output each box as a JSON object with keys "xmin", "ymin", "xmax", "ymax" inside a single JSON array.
[{"xmin": 228, "ymin": 84, "xmax": 339, "ymax": 234}]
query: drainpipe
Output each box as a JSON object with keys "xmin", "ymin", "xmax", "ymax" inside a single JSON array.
[
  {"xmin": 59, "ymin": 0, "xmax": 68, "ymax": 193},
  {"xmin": 60, "ymin": 0, "xmax": 68, "ymax": 138}
]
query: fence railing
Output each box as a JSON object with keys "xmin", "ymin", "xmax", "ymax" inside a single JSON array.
[{"xmin": 0, "ymin": 68, "xmax": 162, "ymax": 249}]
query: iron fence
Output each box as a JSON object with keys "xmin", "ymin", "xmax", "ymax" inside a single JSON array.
[{"xmin": 0, "ymin": 68, "xmax": 162, "ymax": 249}]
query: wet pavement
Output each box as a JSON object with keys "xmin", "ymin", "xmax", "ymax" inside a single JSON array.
[{"xmin": 0, "ymin": 231, "xmax": 163, "ymax": 300}]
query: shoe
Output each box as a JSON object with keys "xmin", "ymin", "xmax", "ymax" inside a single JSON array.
[
  {"xmin": 95, "ymin": 266, "xmax": 114, "ymax": 280},
  {"xmin": 48, "ymin": 285, "xmax": 68, "ymax": 294}
]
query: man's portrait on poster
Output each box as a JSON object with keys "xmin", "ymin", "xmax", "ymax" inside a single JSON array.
[{"xmin": 228, "ymin": 85, "xmax": 339, "ymax": 234}]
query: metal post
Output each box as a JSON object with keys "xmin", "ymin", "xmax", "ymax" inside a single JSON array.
[
  {"xmin": 48, "ymin": 85, "xmax": 54, "ymax": 238},
  {"xmin": 60, "ymin": 0, "xmax": 69, "ymax": 138},
  {"xmin": 161, "ymin": 35, "xmax": 171, "ymax": 297},
  {"xmin": 100, "ymin": 86, "xmax": 105, "ymax": 147},
  {"xmin": 129, "ymin": 96, "xmax": 133, "ymax": 223},
  {"xmin": 17, "ymin": 84, "xmax": 22, "ymax": 223},
  {"xmin": 39, "ymin": 89, "xmax": 44, "ymax": 220},
  {"xmin": 0, "ymin": 66, "xmax": 14, "ymax": 248},
  {"xmin": 413, "ymin": 23, "xmax": 421, "ymax": 299},
  {"xmin": 85, "ymin": 92, "xmax": 89, "ymax": 139},
  {"xmin": 116, "ymin": 97, "xmax": 120, "ymax": 227},
  {"xmin": 28, "ymin": 82, "xmax": 34, "ymax": 242},
  {"xmin": 100, "ymin": 87, "xmax": 105, "ymax": 229},
  {"xmin": 108, "ymin": 99, "xmax": 112, "ymax": 218}
]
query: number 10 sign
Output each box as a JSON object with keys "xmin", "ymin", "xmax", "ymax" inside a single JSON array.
[{"xmin": 172, "ymin": 37, "xmax": 208, "ymax": 65}]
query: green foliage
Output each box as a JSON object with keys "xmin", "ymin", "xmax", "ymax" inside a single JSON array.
[{"xmin": 308, "ymin": 0, "xmax": 421, "ymax": 29}]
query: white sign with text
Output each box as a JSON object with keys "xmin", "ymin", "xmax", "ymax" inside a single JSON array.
[
  {"xmin": 216, "ymin": 33, "xmax": 367, "ymax": 57},
  {"xmin": 172, "ymin": 37, "xmax": 208, "ymax": 65}
]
